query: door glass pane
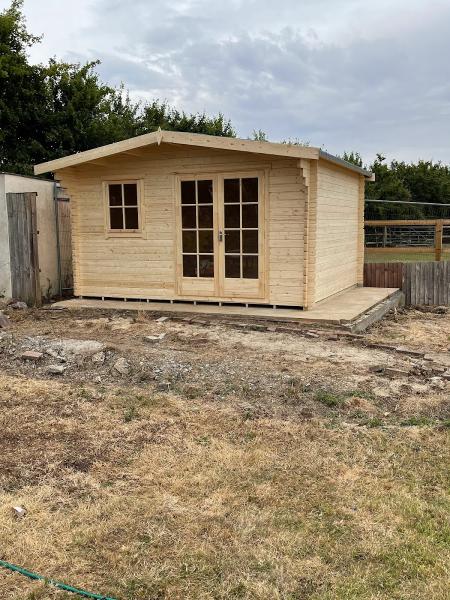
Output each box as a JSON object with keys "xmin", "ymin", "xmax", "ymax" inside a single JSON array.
[
  {"xmin": 124, "ymin": 183, "xmax": 138, "ymax": 206},
  {"xmin": 225, "ymin": 204, "xmax": 240, "ymax": 228},
  {"xmin": 242, "ymin": 204, "xmax": 258, "ymax": 228},
  {"xmin": 199, "ymin": 230, "xmax": 213, "ymax": 253},
  {"xmin": 183, "ymin": 230, "xmax": 197, "ymax": 253},
  {"xmin": 243, "ymin": 230, "xmax": 258, "ymax": 253},
  {"xmin": 182, "ymin": 206, "xmax": 196, "ymax": 228},
  {"xmin": 224, "ymin": 179, "xmax": 240, "ymax": 203},
  {"xmin": 243, "ymin": 256, "xmax": 258, "ymax": 279},
  {"xmin": 198, "ymin": 205, "xmax": 213, "ymax": 228},
  {"xmin": 110, "ymin": 207, "xmax": 123, "ymax": 229},
  {"xmin": 109, "ymin": 184, "xmax": 122, "ymax": 206},
  {"xmin": 197, "ymin": 180, "xmax": 213, "ymax": 204},
  {"xmin": 181, "ymin": 181, "xmax": 196, "ymax": 204},
  {"xmin": 225, "ymin": 230, "xmax": 240, "ymax": 253},
  {"xmin": 125, "ymin": 207, "xmax": 139, "ymax": 229},
  {"xmin": 199, "ymin": 255, "xmax": 214, "ymax": 277},
  {"xmin": 183, "ymin": 255, "xmax": 197, "ymax": 277},
  {"xmin": 242, "ymin": 178, "xmax": 258, "ymax": 203},
  {"xmin": 225, "ymin": 255, "xmax": 241, "ymax": 278}
]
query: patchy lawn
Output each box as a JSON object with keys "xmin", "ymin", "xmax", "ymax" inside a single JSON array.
[{"xmin": 0, "ymin": 307, "xmax": 449, "ymax": 599}]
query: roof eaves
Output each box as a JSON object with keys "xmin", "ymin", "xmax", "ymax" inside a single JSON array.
[{"xmin": 319, "ymin": 150, "xmax": 373, "ymax": 178}]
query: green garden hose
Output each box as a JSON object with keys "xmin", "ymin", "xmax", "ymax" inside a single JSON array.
[{"xmin": 0, "ymin": 559, "xmax": 117, "ymax": 599}]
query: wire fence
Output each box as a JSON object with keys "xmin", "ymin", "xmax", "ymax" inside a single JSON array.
[{"xmin": 365, "ymin": 199, "xmax": 450, "ymax": 221}]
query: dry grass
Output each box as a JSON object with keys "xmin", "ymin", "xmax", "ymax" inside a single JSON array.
[{"xmin": 0, "ymin": 309, "xmax": 449, "ymax": 599}]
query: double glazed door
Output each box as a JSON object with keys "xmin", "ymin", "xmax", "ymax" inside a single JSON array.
[{"xmin": 177, "ymin": 173, "xmax": 264, "ymax": 300}]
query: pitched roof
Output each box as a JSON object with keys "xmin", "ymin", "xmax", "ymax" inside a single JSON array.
[{"xmin": 34, "ymin": 129, "xmax": 373, "ymax": 178}]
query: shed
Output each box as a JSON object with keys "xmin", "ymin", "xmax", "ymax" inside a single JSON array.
[{"xmin": 34, "ymin": 131, "xmax": 372, "ymax": 310}]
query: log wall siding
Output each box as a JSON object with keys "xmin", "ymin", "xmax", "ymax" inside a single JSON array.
[
  {"xmin": 57, "ymin": 145, "xmax": 306, "ymax": 305},
  {"xmin": 314, "ymin": 159, "xmax": 361, "ymax": 302}
]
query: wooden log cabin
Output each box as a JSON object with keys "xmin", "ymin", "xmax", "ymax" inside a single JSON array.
[{"xmin": 34, "ymin": 130, "xmax": 373, "ymax": 310}]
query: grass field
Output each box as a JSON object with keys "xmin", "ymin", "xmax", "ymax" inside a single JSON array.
[
  {"xmin": 0, "ymin": 307, "xmax": 449, "ymax": 599},
  {"xmin": 365, "ymin": 250, "xmax": 450, "ymax": 263}
]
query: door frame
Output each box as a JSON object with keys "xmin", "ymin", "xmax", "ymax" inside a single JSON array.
[{"xmin": 174, "ymin": 169, "xmax": 268, "ymax": 302}]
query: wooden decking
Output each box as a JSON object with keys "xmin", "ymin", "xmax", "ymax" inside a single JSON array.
[{"xmin": 53, "ymin": 287, "xmax": 399, "ymax": 325}]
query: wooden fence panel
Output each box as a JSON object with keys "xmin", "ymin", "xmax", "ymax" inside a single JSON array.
[
  {"xmin": 6, "ymin": 192, "xmax": 41, "ymax": 306},
  {"xmin": 365, "ymin": 261, "xmax": 450, "ymax": 305}
]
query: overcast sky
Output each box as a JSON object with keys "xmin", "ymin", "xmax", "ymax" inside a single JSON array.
[{"xmin": 12, "ymin": 0, "xmax": 450, "ymax": 164}]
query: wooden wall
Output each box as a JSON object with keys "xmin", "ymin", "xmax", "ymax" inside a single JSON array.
[
  {"xmin": 57, "ymin": 144, "xmax": 307, "ymax": 306},
  {"xmin": 314, "ymin": 160, "xmax": 362, "ymax": 302}
]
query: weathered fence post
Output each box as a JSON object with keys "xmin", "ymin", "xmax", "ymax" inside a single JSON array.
[{"xmin": 435, "ymin": 220, "xmax": 443, "ymax": 261}]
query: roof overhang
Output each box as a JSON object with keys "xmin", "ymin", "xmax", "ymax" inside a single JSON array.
[{"xmin": 34, "ymin": 129, "xmax": 373, "ymax": 179}]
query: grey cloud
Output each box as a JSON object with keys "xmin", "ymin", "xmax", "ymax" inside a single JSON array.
[{"xmin": 26, "ymin": 0, "xmax": 450, "ymax": 163}]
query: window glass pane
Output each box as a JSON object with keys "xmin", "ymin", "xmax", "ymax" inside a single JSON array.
[
  {"xmin": 225, "ymin": 255, "xmax": 241, "ymax": 278},
  {"xmin": 183, "ymin": 230, "xmax": 197, "ymax": 253},
  {"xmin": 242, "ymin": 204, "xmax": 258, "ymax": 228},
  {"xmin": 182, "ymin": 206, "xmax": 196, "ymax": 228},
  {"xmin": 110, "ymin": 207, "xmax": 124, "ymax": 229},
  {"xmin": 199, "ymin": 255, "xmax": 214, "ymax": 277},
  {"xmin": 225, "ymin": 230, "xmax": 240, "ymax": 253},
  {"xmin": 243, "ymin": 230, "xmax": 258, "ymax": 253},
  {"xmin": 198, "ymin": 205, "xmax": 213, "ymax": 228},
  {"xmin": 183, "ymin": 254, "xmax": 197, "ymax": 277},
  {"xmin": 181, "ymin": 181, "xmax": 196, "ymax": 204},
  {"xmin": 242, "ymin": 178, "xmax": 258, "ymax": 203},
  {"xmin": 199, "ymin": 230, "xmax": 213, "ymax": 253},
  {"xmin": 243, "ymin": 255, "xmax": 258, "ymax": 279},
  {"xmin": 224, "ymin": 179, "xmax": 240, "ymax": 203},
  {"xmin": 197, "ymin": 180, "xmax": 213, "ymax": 204},
  {"xmin": 125, "ymin": 207, "xmax": 139, "ymax": 229},
  {"xmin": 124, "ymin": 183, "xmax": 138, "ymax": 206},
  {"xmin": 109, "ymin": 184, "xmax": 122, "ymax": 206},
  {"xmin": 225, "ymin": 204, "xmax": 240, "ymax": 228}
]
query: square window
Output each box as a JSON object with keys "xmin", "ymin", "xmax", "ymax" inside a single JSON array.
[
  {"xmin": 197, "ymin": 180, "xmax": 213, "ymax": 204},
  {"xmin": 199, "ymin": 255, "xmax": 214, "ymax": 277},
  {"xmin": 242, "ymin": 178, "xmax": 258, "ymax": 203},
  {"xmin": 125, "ymin": 207, "xmax": 139, "ymax": 229},
  {"xmin": 224, "ymin": 179, "xmax": 240, "ymax": 203},
  {"xmin": 182, "ymin": 206, "xmax": 197, "ymax": 229},
  {"xmin": 110, "ymin": 207, "xmax": 124, "ymax": 229},
  {"xmin": 199, "ymin": 230, "xmax": 213, "ymax": 253},
  {"xmin": 124, "ymin": 183, "xmax": 138, "ymax": 206},
  {"xmin": 183, "ymin": 255, "xmax": 197, "ymax": 277},
  {"xmin": 243, "ymin": 230, "xmax": 258, "ymax": 253},
  {"xmin": 243, "ymin": 255, "xmax": 258, "ymax": 279},
  {"xmin": 181, "ymin": 181, "xmax": 196, "ymax": 204},
  {"xmin": 225, "ymin": 204, "xmax": 240, "ymax": 228},
  {"xmin": 198, "ymin": 205, "xmax": 213, "ymax": 228},
  {"xmin": 242, "ymin": 204, "xmax": 258, "ymax": 228},
  {"xmin": 225, "ymin": 255, "xmax": 241, "ymax": 278},
  {"xmin": 183, "ymin": 230, "xmax": 197, "ymax": 253},
  {"xmin": 225, "ymin": 230, "xmax": 240, "ymax": 253},
  {"xmin": 109, "ymin": 184, "xmax": 122, "ymax": 206}
]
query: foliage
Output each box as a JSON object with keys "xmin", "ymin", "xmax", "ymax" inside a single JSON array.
[
  {"xmin": 250, "ymin": 129, "xmax": 268, "ymax": 142},
  {"xmin": 341, "ymin": 151, "xmax": 363, "ymax": 167},
  {"xmin": 0, "ymin": 1, "xmax": 235, "ymax": 176}
]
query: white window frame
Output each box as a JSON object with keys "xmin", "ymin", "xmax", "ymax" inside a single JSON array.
[{"xmin": 103, "ymin": 179, "xmax": 144, "ymax": 238}]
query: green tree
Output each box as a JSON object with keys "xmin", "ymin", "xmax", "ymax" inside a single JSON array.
[
  {"xmin": 0, "ymin": 0, "xmax": 47, "ymax": 173},
  {"xmin": 0, "ymin": 0, "xmax": 235, "ymax": 175},
  {"xmin": 341, "ymin": 151, "xmax": 363, "ymax": 167}
]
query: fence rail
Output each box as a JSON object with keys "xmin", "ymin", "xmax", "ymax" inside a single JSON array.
[
  {"xmin": 365, "ymin": 219, "xmax": 450, "ymax": 261},
  {"xmin": 364, "ymin": 262, "xmax": 450, "ymax": 305}
]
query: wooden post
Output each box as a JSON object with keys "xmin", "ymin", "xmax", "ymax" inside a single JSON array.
[{"xmin": 435, "ymin": 220, "xmax": 443, "ymax": 261}]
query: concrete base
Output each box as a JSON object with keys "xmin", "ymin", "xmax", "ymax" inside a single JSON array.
[{"xmin": 52, "ymin": 287, "xmax": 400, "ymax": 327}]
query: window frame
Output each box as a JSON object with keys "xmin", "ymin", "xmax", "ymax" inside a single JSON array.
[{"xmin": 103, "ymin": 179, "xmax": 144, "ymax": 237}]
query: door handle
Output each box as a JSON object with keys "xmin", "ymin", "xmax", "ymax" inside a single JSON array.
[{"xmin": 218, "ymin": 230, "xmax": 224, "ymax": 242}]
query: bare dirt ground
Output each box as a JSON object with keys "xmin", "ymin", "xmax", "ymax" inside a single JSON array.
[{"xmin": 0, "ymin": 305, "xmax": 449, "ymax": 599}]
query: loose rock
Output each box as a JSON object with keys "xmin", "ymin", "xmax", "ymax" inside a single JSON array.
[
  {"xmin": 114, "ymin": 357, "xmax": 131, "ymax": 375},
  {"xmin": 143, "ymin": 333, "xmax": 167, "ymax": 343},
  {"xmin": 21, "ymin": 351, "xmax": 43, "ymax": 361},
  {"xmin": 9, "ymin": 301, "xmax": 27, "ymax": 310},
  {"xmin": 0, "ymin": 313, "xmax": 10, "ymax": 329},
  {"xmin": 47, "ymin": 365, "xmax": 66, "ymax": 375}
]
